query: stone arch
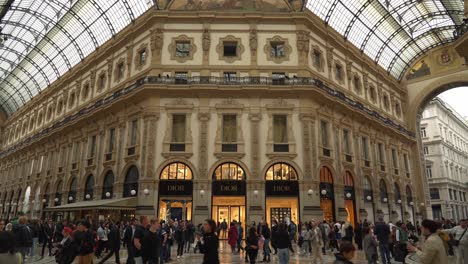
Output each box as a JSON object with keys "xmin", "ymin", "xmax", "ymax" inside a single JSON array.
[
  {"xmin": 260, "ymin": 158, "xmax": 303, "ymax": 181},
  {"xmin": 102, "ymin": 170, "xmax": 115, "ymax": 199},
  {"xmin": 119, "ymin": 161, "xmax": 142, "ymax": 184},
  {"xmin": 155, "ymin": 158, "xmax": 198, "ymax": 181},
  {"xmin": 97, "ymin": 165, "xmax": 116, "ymax": 187},
  {"xmin": 316, "ymin": 162, "xmax": 337, "ymax": 183},
  {"xmin": 207, "ymin": 158, "xmax": 252, "ymax": 181},
  {"xmin": 407, "ymin": 72, "xmax": 468, "ymax": 130},
  {"xmin": 83, "ymin": 174, "xmax": 95, "ymax": 200},
  {"xmin": 123, "ymin": 165, "xmax": 139, "ymax": 197},
  {"xmin": 52, "ymin": 178, "xmax": 64, "ymax": 194}
]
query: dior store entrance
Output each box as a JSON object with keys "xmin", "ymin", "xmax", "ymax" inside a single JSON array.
[
  {"xmin": 265, "ymin": 163, "xmax": 299, "ymax": 225},
  {"xmin": 158, "ymin": 162, "xmax": 193, "ymax": 222},
  {"xmin": 211, "ymin": 163, "xmax": 246, "ymax": 239}
]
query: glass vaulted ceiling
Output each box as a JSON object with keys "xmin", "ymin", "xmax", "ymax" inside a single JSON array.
[
  {"xmin": 305, "ymin": 0, "xmax": 464, "ymax": 80},
  {"xmin": 0, "ymin": 0, "xmax": 153, "ymax": 116}
]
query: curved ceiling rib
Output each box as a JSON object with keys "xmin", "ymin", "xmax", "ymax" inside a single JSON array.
[
  {"xmin": 0, "ymin": 0, "xmax": 153, "ymax": 116},
  {"xmin": 305, "ymin": 0, "xmax": 464, "ymax": 80}
]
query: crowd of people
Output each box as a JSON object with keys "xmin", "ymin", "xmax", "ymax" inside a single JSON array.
[{"xmin": 0, "ymin": 214, "xmax": 466, "ymax": 264}]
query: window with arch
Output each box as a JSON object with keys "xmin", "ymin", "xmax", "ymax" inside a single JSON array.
[
  {"xmin": 55, "ymin": 180, "xmax": 63, "ymax": 205},
  {"xmin": 406, "ymin": 185, "xmax": 413, "ymax": 205},
  {"xmin": 84, "ymin": 175, "xmax": 94, "ymax": 200},
  {"xmin": 102, "ymin": 171, "xmax": 114, "ymax": 199},
  {"xmin": 379, "ymin": 180, "xmax": 388, "ymax": 201},
  {"xmin": 344, "ymin": 171, "xmax": 354, "ymax": 187},
  {"xmin": 265, "ymin": 162, "xmax": 298, "ymax": 181},
  {"xmin": 68, "ymin": 178, "xmax": 77, "ymax": 203},
  {"xmin": 394, "ymin": 183, "xmax": 401, "ymax": 202},
  {"xmin": 160, "ymin": 162, "xmax": 193, "ymax": 180},
  {"xmin": 320, "ymin": 166, "xmax": 333, "ymax": 183},
  {"xmin": 124, "ymin": 166, "xmax": 139, "ymax": 197},
  {"xmin": 363, "ymin": 176, "xmax": 372, "ymax": 190},
  {"xmin": 213, "ymin": 163, "xmax": 245, "ymax": 181}
]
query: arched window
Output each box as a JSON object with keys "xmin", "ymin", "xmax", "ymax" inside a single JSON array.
[
  {"xmin": 363, "ymin": 176, "xmax": 372, "ymax": 190},
  {"xmin": 84, "ymin": 175, "xmax": 94, "ymax": 200},
  {"xmin": 102, "ymin": 171, "xmax": 114, "ymax": 199},
  {"xmin": 379, "ymin": 180, "xmax": 388, "ymax": 201},
  {"xmin": 406, "ymin": 185, "xmax": 413, "ymax": 205},
  {"xmin": 394, "ymin": 183, "xmax": 401, "ymax": 202},
  {"xmin": 344, "ymin": 171, "xmax": 354, "ymax": 186},
  {"xmin": 213, "ymin": 163, "xmax": 245, "ymax": 180},
  {"xmin": 69, "ymin": 178, "xmax": 77, "ymax": 203},
  {"xmin": 124, "ymin": 166, "xmax": 139, "ymax": 197},
  {"xmin": 160, "ymin": 162, "xmax": 192, "ymax": 180},
  {"xmin": 43, "ymin": 183, "xmax": 50, "ymax": 205},
  {"xmin": 55, "ymin": 180, "xmax": 62, "ymax": 205},
  {"xmin": 265, "ymin": 163, "xmax": 298, "ymax": 181},
  {"xmin": 320, "ymin": 166, "xmax": 333, "ymax": 183}
]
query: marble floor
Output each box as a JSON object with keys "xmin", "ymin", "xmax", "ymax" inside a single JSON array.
[{"xmin": 28, "ymin": 241, "xmax": 456, "ymax": 264}]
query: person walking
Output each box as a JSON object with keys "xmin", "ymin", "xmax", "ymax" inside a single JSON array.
[
  {"xmin": 407, "ymin": 219, "xmax": 448, "ymax": 264},
  {"xmin": 311, "ymin": 221, "xmax": 324, "ymax": 264},
  {"xmin": 442, "ymin": 218, "xmax": 467, "ymax": 264},
  {"xmin": 41, "ymin": 218, "xmax": 54, "ymax": 257},
  {"xmin": 98, "ymin": 222, "xmax": 121, "ymax": 264},
  {"xmin": 374, "ymin": 217, "xmax": 391, "ymax": 264},
  {"xmin": 271, "ymin": 220, "xmax": 278, "ymax": 255},
  {"xmin": 246, "ymin": 226, "xmax": 259, "ymax": 264},
  {"xmin": 276, "ymin": 223, "xmax": 291, "ymax": 264},
  {"xmin": 237, "ymin": 221, "xmax": 244, "ymax": 253},
  {"xmin": 175, "ymin": 220, "xmax": 186, "ymax": 259},
  {"xmin": 55, "ymin": 227, "xmax": 78, "ymax": 264},
  {"xmin": 394, "ymin": 222, "xmax": 409, "ymax": 263},
  {"xmin": 355, "ymin": 221, "xmax": 363, "ymax": 250},
  {"xmin": 29, "ymin": 218, "xmax": 40, "ymax": 261},
  {"xmin": 0, "ymin": 231, "xmax": 23, "ymax": 264},
  {"xmin": 362, "ymin": 227, "xmax": 378, "ymax": 264},
  {"xmin": 260, "ymin": 221, "xmax": 271, "ymax": 262},
  {"xmin": 133, "ymin": 216, "xmax": 149, "ymax": 264},
  {"xmin": 199, "ymin": 219, "xmax": 219, "ymax": 264},
  {"xmin": 123, "ymin": 218, "xmax": 137, "ymax": 264},
  {"xmin": 300, "ymin": 224, "xmax": 311, "ymax": 255},
  {"xmin": 221, "ymin": 219, "xmax": 228, "ymax": 239},
  {"xmin": 74, "ymin": 220, "xmax": 95, "ymax": 264},
  {"xmin": 12, "ymin": 215, "xmax": 32, "ymax": 261},
  {"xmin": 141, "ymin": 218, "xmax": 162, "ymax": 264},
  {"xmin": 228, "ymin": 222, "xmax": 238, "ymax": 254}
]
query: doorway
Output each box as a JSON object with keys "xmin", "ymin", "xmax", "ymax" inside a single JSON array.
[
  {"xmin": 212, "ymin": 196, "xmax": 246, "ymax": 239},
  {"xmin": 266, "ymin": 197, "xmax": 298, "ymax": 226}
]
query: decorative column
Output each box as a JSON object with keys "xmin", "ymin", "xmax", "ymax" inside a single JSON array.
[
  {"xmin": 296, "ymin": 29, "xmax": 310, "ymax": 77},
  {"xmin": 300, "ymin": 113, "xmax": 321, "ymax": 220},
  {"xmin": 248, "ymin": 110, "xmax": 263, "ymax": 224},
  {"xmin": 192, "ymin": 110, "xmax": 211, "ymax": 224},
  {"xmin": 201, "ymin": 27, "xmax": 210, "ymax": 73}
]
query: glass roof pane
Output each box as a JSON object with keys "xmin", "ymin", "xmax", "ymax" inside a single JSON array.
[
  {"xmin": 306, "ymin": 0, "xmax": 461, "ymax": 79},
  {"xmin": 0, "ymin": 0, "xmax": 153, "ymax": 115}
]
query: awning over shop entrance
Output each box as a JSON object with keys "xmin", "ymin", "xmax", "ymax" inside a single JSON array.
[{"xmin": 44, "ymin": 197, "xmax": 137, "ymax": 212}]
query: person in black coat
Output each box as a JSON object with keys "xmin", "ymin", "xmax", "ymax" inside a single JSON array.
[
  {"xmin": 246, "ymin": 226, "xmax": 259, "ymax": 264},
  {"xmin": 55, "ymin": 227, "xmax": 78, "ymax": 264},
  {"xmin": 175, "ymin": 221, "xmax": 187, "ymax": 258},
  {"xmin": 98, "ymin": 222, "xmax": 120, "ymax": 264},
  {"xmin": 199, "ymin": 219, "xmax": 219, "ymax": 264},
  {"xmin": 123, "ymin": 219, "xmax": 136, "ymax": 264},
  {"xmin": 354, "ymin": 221, "xmax": 363, "ymax": 250},
  {"xmin": 41, "ymin": 219, "xmax": 54, "ymax": 257},
  {"xmin": 271, "ymin": 220, "xmax": 279, "ymax": 255}
]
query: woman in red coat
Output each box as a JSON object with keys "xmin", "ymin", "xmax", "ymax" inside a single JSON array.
[{"xmin": 228, "ymin": 222, "xmax": 239, "ymax": 253}]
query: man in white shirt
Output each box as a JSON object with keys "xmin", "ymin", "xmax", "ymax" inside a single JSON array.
[{"xmin": 443, "ymin": 219, "xmax": 468, "ymax": 264}]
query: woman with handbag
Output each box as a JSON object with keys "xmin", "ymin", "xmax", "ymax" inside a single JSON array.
[{"xmin": 442, "ymin": 219, "xmax": 468, "ymax": 264}]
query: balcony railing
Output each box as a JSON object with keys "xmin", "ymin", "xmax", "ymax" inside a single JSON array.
[{"xmin": 0, "ymin": 75, "xmax": 417, "ymax": 160}]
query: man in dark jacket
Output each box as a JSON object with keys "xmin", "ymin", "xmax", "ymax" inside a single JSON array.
[
  {"xmin": 55, "ymin": 227, "xmax": 78, "ymax": 264},
  {"xmin": 42, "ymin": 218, "xmax": 54, "ymax": 257},
  {"xmin": 259, "ymin": 221, "xmax": 271, "ymax": 262},
  {"xmin": 13, "ymin": 215, "xmax": 33, "ymax": 261},
  {"xmin": 374, "ymin": 217, "xmax": 391, "ymax": 264},
  {"xmin": 276, "ymin": 223, "xmax": 292, "ymax": 263},
  {"xmin": 98, "ymin": 222, "xmax": 121, "ymax": 264},
  {"xmin": 123, "ymin": 219, "xmax": 137, "ymax": 264},
  {"xmin": 74, "ymin": 220, "xmax": 95, "ymax": 263}
]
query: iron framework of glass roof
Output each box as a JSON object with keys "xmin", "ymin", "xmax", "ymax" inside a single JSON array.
[
  {"xmin": 0, "ymin": 0, "xmax": 153, "ymax": 116},
  {"xmin": 305, "ymin": 0, "xmax": 464, "ymax": 80}
]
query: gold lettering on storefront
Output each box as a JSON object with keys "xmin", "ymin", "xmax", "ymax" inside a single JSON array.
[
  {"xmin": 273, "ymin": 186, "xmax": 291, "ymax": 192},
  {"xmin": 168, "ymin": 185, "xmax": 185, "ymax": 192},
  {"xmin": 221, "ymin": 185, "xmax": 238, "ymax": 192}
]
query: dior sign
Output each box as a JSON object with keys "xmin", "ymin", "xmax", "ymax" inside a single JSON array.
[
  {"xmin": 212, "ymin": 181, "xmax": 246, "ymax": 196},
  {"xmin": 159, "ymin": 181, "xmax": 193, "ymax": 196},
  {"xmin": 265, "ymin": 181, "xmax": 299, "ymax": 196}
]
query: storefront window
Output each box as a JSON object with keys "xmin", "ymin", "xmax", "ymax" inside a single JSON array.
[{"xmin": 265, "ymin": 163, "xmax": 297, "ymax": 181}]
